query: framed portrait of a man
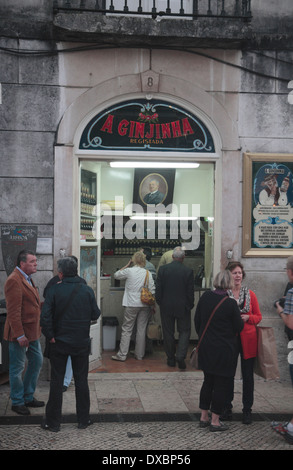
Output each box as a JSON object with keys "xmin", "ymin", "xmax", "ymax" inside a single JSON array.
[{"xmin": 133, "ymin": 169, "xmax": 175, "ymax": 209}]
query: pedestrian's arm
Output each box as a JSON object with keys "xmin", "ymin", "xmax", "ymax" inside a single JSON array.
[
  {"xmin": 90, "ymin": 294, "xmax": 101, "ymax": 322},
  {"xmin": 194, "ymin": 300, "xmax": 201, "ymax": 335},
  {"xmin": 246, "ymin": 291, "xmax": 262, "ymax": 325},
  {"xmin": 5, "ymin": 278, "xmax": 29, "ymax": 345},
  {"xmin": 232, "ymin": 302, "xmax": 244, "ymax": 333},
  {"xmin": 277, "ymin": 292, "xmax": 293, "ymax": 330},
  {"xmin": 155, "ymin": 268, "xmax": 163, "ymax": 305},
  {"xmin": 40, "ymin": 290, "xmax": 55, "ymax": 341},
  {"xmin": 148, "ymin": 272, "xmax": 156, "ymax": 295},
  {"xmin": 187, "ymin": 271, "xmax": 195, "ymax": 310},
  {"xmin": 277, "ymin": 307, "xmax": 293, "ymax": 329},
  {"xmin": 114, "ymin": 260, "xmax": 133, "ymax": 279}
]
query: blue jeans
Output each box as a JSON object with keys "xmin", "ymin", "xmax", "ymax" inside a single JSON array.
[{"xmin": 8, "ymin": 340, "xmax": 43, "ymax": 406}]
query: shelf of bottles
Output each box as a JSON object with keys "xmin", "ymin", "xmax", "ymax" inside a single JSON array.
[
  {"xmin": 109, "ymin": 239, "xmax": 180, "ymax": 256},
  {"xmin": 80, "ymin": 170, "xmax": 97, "ymax": 242},
  {"xmin": 101, "ymin": 219, "xmax": 205, "ymax": 257}
]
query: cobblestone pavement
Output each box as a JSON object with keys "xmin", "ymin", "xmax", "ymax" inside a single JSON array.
[
  {"xmin": 0, "ymin": 418, "xmax": 292, "ymax": 451},
  {"xmin": 1, "ymin": 370, "xmax": 292, "ymax": 452}
]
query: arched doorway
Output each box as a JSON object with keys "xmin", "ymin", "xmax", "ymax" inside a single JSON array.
[{"xmin": 54, "ymin": 72, "xmax": 237, "ymax": 370}]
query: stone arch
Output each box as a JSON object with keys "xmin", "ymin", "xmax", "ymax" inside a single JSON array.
[
  {"xmin": 54, "ymin": 71, "xmax": 239, "ymax": 272},
  {"xmin": 57, "ymin": 72, "xmax": 239, "ymax": 151}
]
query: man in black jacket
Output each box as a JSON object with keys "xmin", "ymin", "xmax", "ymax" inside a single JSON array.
[
  {"xmin": 40, "ymin": 257, "xmax": 100, "ymax": 432},
  {"xmin": 156, "ymin": 247, "xmax": 194, "ymax": 369},
  {"xmin": 43, "ymin": 255, "xmax": 87, "ymax": 392}
]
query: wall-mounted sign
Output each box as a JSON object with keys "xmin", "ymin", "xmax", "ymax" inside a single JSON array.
[
  {"xmin": 1, "ymin": 225, "xmax": 38, "ymax": 275},
  {"xmin": 243, "ymin": 153, "xmax": 293, "ymax": 257},
  {"xmin": 79, "ymin": 99, "xmax": 215, "ymax": 152}
]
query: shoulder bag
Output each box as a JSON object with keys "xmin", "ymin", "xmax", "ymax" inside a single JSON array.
[
  {"xmin": 141, "ymin": 270, "xmax": 156, "ymax": 306},
  {"xmin": 190, "ymin": 295, "xmax": 227, "ymax": 369}
]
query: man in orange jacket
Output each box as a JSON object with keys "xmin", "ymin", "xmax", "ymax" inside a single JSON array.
[{"xmin": 4, "ymin": 250, "xmax": 44, "ymax": 415}]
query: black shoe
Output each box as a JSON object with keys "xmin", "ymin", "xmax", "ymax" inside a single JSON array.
[
  {"xmin": 41, "ymin": 421, "xmax": 60, "ymax": 433},
  {"xmin": 210, "ymin": 422, "xmax": 229, "ymax": 432},
  {"xmin": 220, "ymin": 409, "xmax": 233, "ymax": 421},
  {"xmin": 62, "ymin": 386, "xmax": 68, "ymax": 392},
  {"xmin": 78, "ymin": 420, "xmax": 93, "ymax": 429},
  {"xmin": 242, "ymin": 411, "xmax": 252, "ymax": 424},
  {"xmin": 177, "ymin": 359, "xmax": 186, "ymax": 370},
  {"xmin": 167, "ymin": 359, "xmax": 175, "ymax": 367},
  {"xmin": 25, "ymin": 398, "xmax": 45, "ymax": 408},
  {"xmin": 11, "ymin": 405, "xmax": 30, "ymax": 415}
]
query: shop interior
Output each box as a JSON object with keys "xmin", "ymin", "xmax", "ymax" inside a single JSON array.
[{"xmin": 79, "ymin": 160, "xmax": 215, "ymax": 372}]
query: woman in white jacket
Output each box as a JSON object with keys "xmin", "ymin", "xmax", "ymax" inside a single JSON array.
[{"xmin": 112, "ymin": 251, "xmax": 155, "ymax": 362}]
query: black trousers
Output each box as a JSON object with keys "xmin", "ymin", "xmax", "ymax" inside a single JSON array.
[
  {"xmin": 225, "ymin": 339, "xmax": 255, "ymax": 413},
  {"xmin": 160, "ymin": 311, "xmax": 191, "ymax": 361},
  {"xmin": 45, "ymin": 341, "xmax": 90, "ymax": 428},
  {"xmin": 199, "ymin": 372, "xmax": 234, "ymax": 416}
]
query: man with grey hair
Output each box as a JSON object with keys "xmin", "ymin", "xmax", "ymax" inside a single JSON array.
[
  {"xmin": 143, "ymin": 179, "xmax": 165, "ymax": 205},
  {"xmin": 156, "ymin": 247, "xmax": 194, "ymax": 369},
  {"xmin": 41, "ymin": 257, "xmax": 100, "ymax": 432},
  {"xmin": 43, "ymin": 255, "xmax": 87, "ymax": 392}
]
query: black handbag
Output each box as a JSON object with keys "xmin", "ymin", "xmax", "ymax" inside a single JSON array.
[{"xmin": 43, "ymin": 283, "xmax": 82, "ymax": 358}]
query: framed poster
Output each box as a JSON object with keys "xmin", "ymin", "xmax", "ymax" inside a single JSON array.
[
  {"xmin": 133, "ymin": 169, "xmax": 175, "ymax": 209},
  {"xmin": 243, "ymin": 153, "xmax": 293, "ymax": 257}
]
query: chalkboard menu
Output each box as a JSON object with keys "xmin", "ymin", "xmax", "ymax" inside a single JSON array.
[{"xmin": 1, "ymin": 225, "xmax": 38, "ymax": 275}]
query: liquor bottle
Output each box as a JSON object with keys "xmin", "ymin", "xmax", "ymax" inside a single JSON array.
[{"xmin": 280, "ymin": 172, "xmax": 290, "ymax": 192}]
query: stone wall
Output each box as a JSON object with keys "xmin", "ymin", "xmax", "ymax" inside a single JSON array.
[
  {"xmin": 0, "ymin": 34, "xmax": 60, "ymax": 298},
  {"xmin": 0, "ymin": 0, "xmax": 293, "ymax": 382}
]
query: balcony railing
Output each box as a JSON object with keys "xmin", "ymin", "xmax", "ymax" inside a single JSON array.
[{"xmin": 53, "ymin": 1, "xmax": 252, "ymax": 21}]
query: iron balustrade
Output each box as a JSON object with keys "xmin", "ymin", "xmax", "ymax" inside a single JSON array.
[{"xmin": 53, "ymin": 1, "xmax": 252, "ymax": 20}]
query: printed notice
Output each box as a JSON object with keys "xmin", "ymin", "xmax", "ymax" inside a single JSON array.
[{"xmin": 252, "ymin": 162, "xmax": 293, "ymax": 249}]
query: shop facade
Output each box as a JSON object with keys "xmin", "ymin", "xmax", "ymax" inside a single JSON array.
[{"xmin": 53, "ymin": 54, "xmax": 240, "ymax": 367}]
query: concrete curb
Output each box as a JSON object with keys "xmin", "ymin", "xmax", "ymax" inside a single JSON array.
[{"xmin": 0, "ymin": 411, "xmax": 291, "ymax": 426}]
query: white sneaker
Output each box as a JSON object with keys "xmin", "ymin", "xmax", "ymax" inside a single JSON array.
[{"xmin": 111, "ymin": 355, "xmax": 126, "ymax": 362}]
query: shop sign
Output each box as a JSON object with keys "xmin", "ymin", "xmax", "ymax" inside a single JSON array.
[
  {"xmin": 79, "ymin": 99, "xmax": 215, "ymax": 152},
  {"xmin": 243, "ymin": 153, "xmax": 293, "ymax": 257},
  {"xmin": 1, "ymin": 225, "xmax": 38, "ymax": 275}
]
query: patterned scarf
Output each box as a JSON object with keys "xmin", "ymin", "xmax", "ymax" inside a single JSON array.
[{"xmin": 228, "ymin": 286, "xmax": 250, "ymax": 313}]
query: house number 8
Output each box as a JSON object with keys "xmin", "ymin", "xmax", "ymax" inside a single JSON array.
[{"xmin": 147, "ymin": 77, "xmax": 153, "ymax": 87}]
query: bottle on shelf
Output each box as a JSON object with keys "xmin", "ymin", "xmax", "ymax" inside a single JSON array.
[
  {"xmin": 80, "ymin": 183, "xmax": 97, "ymax": 215},
  {"xmin": 280, "ymin": 172, "xmax": 290, "ymax": 192}
]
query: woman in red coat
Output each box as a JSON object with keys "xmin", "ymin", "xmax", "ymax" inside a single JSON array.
[{"xmin": 222, "ymin": 261, "xmax": 262, "ymax": 424}]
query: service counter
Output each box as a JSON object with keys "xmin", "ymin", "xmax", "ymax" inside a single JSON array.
[{"xmin": 100, "ymin": 276, "xmax": 206, "ymax": 343}]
